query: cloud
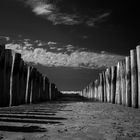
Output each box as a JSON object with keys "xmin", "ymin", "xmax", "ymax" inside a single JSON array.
[
  {"xmin": 0, "ymin": 36, "xmax": 10, "ymax": 41},
  {"xmin": 33, "ymin": 3, "xmax": 54, "ymax": 15},
  {"xmin": 65, "ymin": 44, "xmax": 75, "ymax": 52},
  {"xmin": 20, "ymin": 0, "xmax": 110, "ymax": 26},
  {"xmin": 6, "ymin": 42, "xmax": 124, "ymax": 69},
  {"xmin": 23, "ymin": 41, "xmax": 33, "ymax": 47},
  {"xmin": 86, "ymin": 12, "xmax": 110, "ymax": 27},
  {"xmin": 57, "ymin": 48, "xmax": 64, "ymax": 51},
  {"xmin": 48, "ymin": 41, "xmax": 57, "ymax": 45}
]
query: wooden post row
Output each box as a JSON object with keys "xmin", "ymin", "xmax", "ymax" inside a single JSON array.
[
  {"xmin": 136, "ymin": 46, "xmax": 140, "ymax": 107},
  {"xmin": 125, "ymin": 56, "xmax": 131, "ymax": 107},
  {"xmin": 130, "ymin": 49, "xmax": 138, "ymax": 108},
  {"xmin": 120, "ymin": 60, "xmax": 126, "ymax": 106},
  {"xmin": 105, "ymin": 68, "xmax": 111, "ymax": 103},
  {"xmin": 81, "ymin": 45, "xmax": 140, "ymax": 109},
  {"xmin": 111, "ymin": 66, "xmax": 116, "ymax": 104},
  {"xmin": 0, "ymin": 45, "xmax": 59, "ymax": 107}
]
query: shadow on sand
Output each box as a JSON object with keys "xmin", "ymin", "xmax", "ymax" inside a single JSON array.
[
  {"xmin": 0, "ymin": 125, "xmax": 47, "ymax": 132},
  {"xmin": 0, "ymin": 93, "xmax": 94, "ymax": 133}
]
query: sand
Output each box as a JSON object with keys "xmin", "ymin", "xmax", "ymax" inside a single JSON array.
[{"xmin": 0, "ymin": 95, "xmax": 140, "ymax": 140}]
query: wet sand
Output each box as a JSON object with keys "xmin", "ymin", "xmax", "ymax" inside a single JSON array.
[{"xmin": 0, "ymin": 94, "xmax": 140, "ymax": 140}]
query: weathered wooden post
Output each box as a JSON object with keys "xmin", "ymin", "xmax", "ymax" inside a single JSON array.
[
  {"xmin": 94, "ymin": 80, "xmax": 98, "ymax": 101},
  {"xmin": 0, "ymin": 49, "xmax": 12, "ymax": 107},
  {"xmin": 111, "ymin": 66, "xmax": 117, "ymax": 104},
  {"xmin": 84, "ymin": 88, "xmax": 86, "ymax": 98},
  {"xmin": 49, "ymin": 82, "xmax": 52, "ymax": 100},
  {"xmin": 120, "ymin": 60, "xmax": 126, "ymax": 106},
  {"xmin": 88, "ymin": 85, "xmax": 90, "ymax": 99},
  {"xmin": 85, "ymin": 86, "xmax": 88, "ymax": 98},
  {"xmin": 136, "ymin": 45, "xmax": 140, "ymax": 108},
  {"xmin": 130, "ymin": 49, "xmax": 138, "ymax": 108},
  {"xmin": 9, "ymin": 51, "xmax": 15, "ymax": 106},
  {"xmin": 105, "ymin": 68, "xmax": 111, "ymax": 102},
  {"xmin": 0, "ymin": 49, "xmax": 5, "ymax": 106},
  {"xmin": 0, "ymin": 45, "xmax": 5, "ymax": 106},
  {"xmin": 83, "ymin": 88, "xmax": 86, "ymax": 97},
  {"xmin": 42, "ymin": 76, "xmax": 46, "ymax": 101},
  {"xmin": 103, "ymin": 71, "xmax": 107, "ymax": 102},
  {"xmin": 30, "ymin": 78, "xmax": 33, "ymax": 104},
  {"xmin": 87, "ymin": 85, "xmax": 90, "ymax": 99},
  {"xmin": 45, "ymin": 78, "xmax": 50, "ymax": 101},
  {"xmin": 51, "ymin": 83, "xmax": 56, "ymax": 100},
  {"xmin": 97, "ymin": 79, "xmax": 100, "ymax": 101},
  {"xmin": 125, "ymin": 56, "xmax": 131, "ymax": 107},
  {"xmin": 86, "ymin": 86, "xmax": 89, "ymax": 98},
  {"xmin": 12, "ymin": 53, "xmax": 22, "ymax": 106},
  {"xmin": 38, "ymin": 73, "xmax": 41, "ymax": 102},
  {"xmin": 26, "ymin": 66, "xmax": 33, "ymax": 104},
  {"xmin": 31, "ymin": 68, "xmax": 37, "ymax": 103},
  {"xmin": 18, "ymin": 59, "xmax": 24, "ymax": 104},
  {"xmin": 89, "ymin": 82, "xmax": 94, "ymax": 99},
  {"xmin": 27, "ymin": 66, "xmax": 33, "ymax": 104},
  {"xmin": 99, "ymin": 73, "xmax": 104, "ymax": 102},
  {"xmin": 25, "ymin": 65, "xmax": 31, "ymax": 104},
  {"xmin": 40, "ymin": 75, "xmax": 44, "ymax": 102},
  {"xmin": 84, "ymin": 87, "xmax": 86, "ymax": 98},
  {"xmin": 115, "ymin": 62, "xmax": 121, "ymax": 104},
  {"xmin": 19, "ymin": 63, "xmax": 27, "ymax": 105},
  {"xmin": 29, "ymin": 67, "xmax": 37, "ymax": 104},
  {"xmin": 4, "ymin": 50, "xmax": 14, "ymax": 106},
  {"xmin": 36, "ymin": 71, "xmax": 41, "ymax": 102},
  {"xmin": 90, "ymin": 82, "xmax": 95, "ymax": 100}
]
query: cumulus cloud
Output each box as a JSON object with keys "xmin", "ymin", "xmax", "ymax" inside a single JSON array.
[
  {"xmin": 20, "ymin": 0, "xmax": 110, "ymax": 26},
  {"xmin": 48, "ymin": 41, "xmax": 57, "ymax": 45},
  {"xmin": 33, "ymin": 3, "xmax": 54, "ymax": 15},
  {"xmin": 6, "ymin": 42, "xmax": 124, "ymax": 69},
  {"xmin": 0, "ymin": 36, "xmax": 10, "ymax": 41}
]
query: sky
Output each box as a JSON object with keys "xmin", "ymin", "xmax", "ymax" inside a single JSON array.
[{"xmin": 0, "ymin": 0, "xmax": 139, "ymax": 91}]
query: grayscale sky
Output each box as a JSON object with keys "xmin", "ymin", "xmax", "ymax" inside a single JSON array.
[{"xmin": 0, "ymin": 0, "xmax": 139, "ymax": 91}]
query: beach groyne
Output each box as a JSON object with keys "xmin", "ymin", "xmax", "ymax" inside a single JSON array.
[
  {"xmin": 0, "ymin": 44, "xmax": 61, "ymax": 107},
  {"xmin": 81, "ymin": 45, "xmax": 140, "ymax": 108}
]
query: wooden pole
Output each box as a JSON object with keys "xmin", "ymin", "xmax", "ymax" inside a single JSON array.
[
  {"xmin": 91, "ymin": 82, "xmax": 94, "ymax": 99},
  {"xmin": 9, "ymin": 51, "xmax": 15, "ymax": 106},
  {"xmin": 136, "ymin": 45, "xmax": 140, "ymax": 108},
  {"xmin": 3, "ymin": 50, "xmax": 12, "ymax": 106},
  {"xmin": 120, "ymin": 60, "xmax": 126, "ymax": 106},
  {"xmin": 99, "ymin": 73, "xmax": 104, "ymax": 102},
  {"xmin": 30, "ymin": 79, "xmax": 33, "ymax": 104},
  {"xmin": 94, "ymin": 80, "xmax": 98, "ymax": 101},
  {"xmin": 111, "ymin": 66, "xmax": 116, "ymax": 104},
  {"xmin": 125, "ymin": 56, "xmax": 131, "ymax": 107},
  {"xmin": 0, "ymin": 50, "xmax": 5, "ymax": 107},
  {"xmin": 97, "ymin": 76, "xmax": 101, "ymax": 101},
  {"xmin": 49, "ymin": 82, "xmax": 52, "ymax": 100},
  {"xmin": 46, "ymin": 78, "xmax": 50, "ymax": 100},
  {"xmin": 115, "ymin": 62, "xmax": 121, "ymax": 104},
  {"xmin": 97, "ymin": 79, "xmax": 100, "ymax": 101},
  {"xmin": 103, "ymin": 71, "xmax": 107, "ymax": 102},
  {"xmin": 130, "ymin": 49, "xmax": 138, "ymax": 108},
  {"xmin": 25, "ymin": 66, "xmax": 30, "ymax": 104},
  {"xmin": 105, "ymin": 68, "xmax": 111, "ymax": 102}
]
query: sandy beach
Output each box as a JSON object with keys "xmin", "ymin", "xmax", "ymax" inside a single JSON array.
[{"xmin": 0, "ymin": 94, "xmax": 140, "ymax": 140}]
